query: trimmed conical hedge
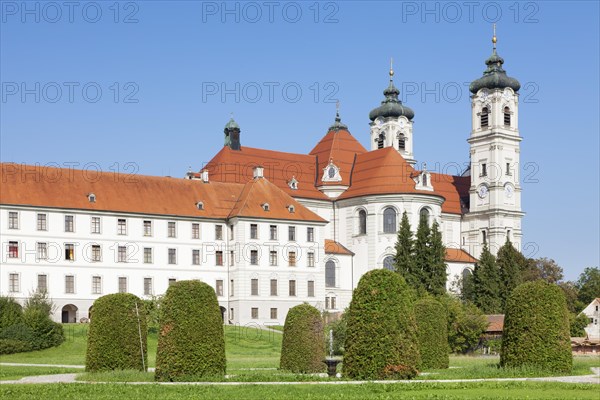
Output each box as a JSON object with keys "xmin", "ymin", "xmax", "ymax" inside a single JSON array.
[
  {"xmin": 279, "ymin": 304, "xmax": 325, "ymax": 373},
  {"xmin": 344, "ymin": 269, "xmax": 420, "ymax": 379},
  {"xmin": 85, "ymin": 293, "xmax": 148, "ymax": 372},
  {"xmin": 500, "ymin": 280, "xmax": 572, "ymax": 372},
  {"xmin": 414, "ymin": 298, "xmax": 449, "ymax": 370},
  {"xmin": 155, "ymin": 280, "xmax": 226, "ymax": 381}
]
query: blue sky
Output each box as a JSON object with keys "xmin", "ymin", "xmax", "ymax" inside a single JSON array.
[{"xmin": 1, "ymin": 1, "xmax": 598, "ymax": 280}]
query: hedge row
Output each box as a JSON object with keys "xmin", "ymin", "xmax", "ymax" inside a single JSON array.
[
  {"xmin": 414, "ymin": 298, "xmax": 449, "ymax": 369},
  {"xmin": 280, "ymin": 304, "xmax": 325, "ymax": 373}
]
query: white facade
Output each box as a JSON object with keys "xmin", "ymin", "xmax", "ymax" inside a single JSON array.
[{"xmin": 581, "ymin": 298, "xmax": 600, "ymax": 341}]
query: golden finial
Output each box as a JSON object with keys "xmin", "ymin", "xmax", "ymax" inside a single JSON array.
[
  {"xmin": 389, "ymin": 57, "xmax": 394, "ymax": 78},
  {"xmin": 492, "ymin": 23, "xmax": 497, "ymax": 49}
]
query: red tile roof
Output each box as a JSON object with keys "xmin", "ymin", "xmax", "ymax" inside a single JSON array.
[
  {"xmin": 324, "ymin": 239, "xmax": 355, "ymax": 256},
  {"xmin": 445, "ymin": 248, "xmax": 478, "ymax": 263},
  {"xmin": 309, "ymin": 129, "xmax": 367, "ymax": 186},
  {"xmin": 485, "ymin": 314, "xmax": 505, "ymax": 333},
  {"xmin": 0, "ymin": 163, "xmax": 324, "ymax": 222}
]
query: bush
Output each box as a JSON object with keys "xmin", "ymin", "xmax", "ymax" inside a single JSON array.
[
  {"xmin": 570, "ymin": 312, "xmax": 590, "ymax": 337},
  {"xmin": 414, "ymin": 298, "xmax": 449, "ymax": 369},
  {"xmin": 0, "ymin": 339, "xmax": 32, "ymax": 355},
  {"xmin": 22, "ymin": 308, "xmax": 65, "ymax": 350},
  {"xmin": 343, "ymin": 269, "xmax": 420, "ymax": 380},
  {"xmin": 280, "ymin": 304, "xmax": 325, "ymax": 373},
  {"xmin": 500, "ymin": 280, "xmax": 572, "ymax": 373},
  {"xmin": 438, "ymin": 295, "xmax": 487, "ymax": 354},
  {"xmin": 0, "ymin": 297, "xmax": 23, "ymax": 331},
  {"xmin": 155, "ymin": 280, "xmax": 226, "ymax": 381},
  {"xmin": 86, "ymin": 293, "xmax": 148, "ymax": 372}
]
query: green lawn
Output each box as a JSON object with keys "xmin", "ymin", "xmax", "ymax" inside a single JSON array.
[
  {"xmin": 0, "ymin": 366, "xmax": 81, "ymax": 381},
  {"xmin": 0, "ymin": 382, "xmax": 598, "ymax": 399}
]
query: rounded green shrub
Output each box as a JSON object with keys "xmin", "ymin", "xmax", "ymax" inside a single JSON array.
[
  {"xmin": 414, "ymin": 298, "xmax": 449, "ymax": 369},
  {"xmin": 23, "ymin": 308, "xmax": 65, "ymax": 350},
  {"xmin": 0, "ymin": 297, "xmax": 23, "ymax": 331},
  {"xmin": 343, "ymin": 269, "xmax": 421, "ymax": 380},
  {"xmin": 280, "ymin": 304, "xmax": 325, "ymax": 373},
  {"xmin": 86, "ymin": 293, "xmax": 148, "ymax": 372},
  {"xmin": 155, "ymin": 280, "xmax": 226, "ymax": 381},
  {"xmin": 500, "ymin": 280, "xmax": 572, "ymax": 372}
]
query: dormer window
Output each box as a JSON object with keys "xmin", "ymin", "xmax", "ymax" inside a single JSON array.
[
  {"xmin": 481, "ymin": 107, "xmax": 489, "ymax": 128},
  {"xmin": 328, "ymin": 166, "xmax": 336, "ymax": 179},
  {"xmin": 288, "ymin": 176, "xmax": 298, "ymax": 190},
  {"xmin": 321, "ymin": 160, "xmax": 342, "ymax": 183},
  {"xmin": 287, "ymin": 205, "xmax": 295, "ymax": 213},
  {"xmin": 88, "ymin": 193, "xmax": 96, "ymax": 203},
  {"xmin": 504, "ymin": 107, "xmax": 511, "ymax": 127},
  {"xmin": 262, "ymin": 203, "xmax": 270, "ymax": 212},
  {"xmin": 196, "ymin": 201, "xmax": 204, "ymax": 210},
  {"xmin": 422, "ymin": 173, "xmax": 428, "ymax": 186}
]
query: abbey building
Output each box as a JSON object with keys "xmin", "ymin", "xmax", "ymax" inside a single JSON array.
[{"xmin": 1, "ymin": 35, "xmax": 523, "ymax": 325}]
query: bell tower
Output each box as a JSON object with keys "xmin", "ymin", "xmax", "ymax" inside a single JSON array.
[
  {"xmin": 368, "ymin": 60, "xmax": 416, "ymax": 165},
  {"xmin": 463, "ymin": 26, "xmax": 524, "ymax": 257}
]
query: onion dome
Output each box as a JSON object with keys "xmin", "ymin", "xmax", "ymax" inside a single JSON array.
[
  {"xmin": 328, "ymin": 104, "xmax": 348, "ymax": 131},
  {"xmin": 369, "ymin": 64, "xmax": 414, "ymax": 121},
  {"xmin": 470, "ymin": 28, "xmax": 520, "ymax": 94},
  {"xmin": 224, "ymin": 117, "xmax": 240, "ymax": 131}
]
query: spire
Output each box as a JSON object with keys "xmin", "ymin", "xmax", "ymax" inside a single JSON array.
[
  {"xmin": 492, "ymin": 23, "xmax": 497, "ymax": 52},
  {"xmin": 369, "ymin": 59, "xmax": 414, "ymax": 121},
  {"xmin": 328, "ymin": 101, "xmax": 348, "ymax": 131}
]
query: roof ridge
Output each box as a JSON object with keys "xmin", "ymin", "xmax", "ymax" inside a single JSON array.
[{"xmin": 228, "ymin": 178, "xmax": 256, "ymax": 219}]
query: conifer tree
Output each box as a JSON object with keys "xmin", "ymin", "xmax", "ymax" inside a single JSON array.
[
  {"xmin": 426, "ymin": 220, "xmax": 447, "ymax": 296},
  {"xmin": 497, "ymin": 238, "xmax": 525, "ymax": 311},
  {"xmin": 412, "ymin": 212, "xmax": 431, "ymax": 294},
  {"xmin": 472, "ymin": 243, "xmax": 502, "ymax": 313},
  {"xmin": 394, "ymin": 211, "xmax": 416, "ymax": 285}
]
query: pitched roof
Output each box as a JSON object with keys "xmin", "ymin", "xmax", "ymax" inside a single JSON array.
[
  {"xmin": 445, "ymin": 248, "xmax": 478, "ymax": 263},
  {"xmin": 309, "ymin": 129, "xmax": 367, "ymax": 186},
  {"xmin": 0, "ymin": 163, "xmax": 322, "ymax": 222},
  {"xmin": 228, "ymin": 177, "xmax": 326, "ymax": 223},
  {"xmin": 324, "ymin": 239, "xmax": 355, "ymax": 256},
  {"xmin": 485, "ymin": 314, "xmax": 505, "ymax": 332},
  {"xmin": 203, "ymin": 146, "xmax": 328, "ymax": 200}
]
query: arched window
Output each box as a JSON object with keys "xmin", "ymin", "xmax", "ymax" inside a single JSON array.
[
  {"xmin": 398, "ymin": 135, "xmax": 406, "ymax": 150},
  {"xmin": 420, "ymin": 208, "xmax": 430, "ymax": 225},
  {"xmin": 422, "ymin": 173, "xmax": 428, "ymax": 186},
  {"xmin": 462, "ymin": 268, "xmax": 472, "ymax": 281},
  {"xmin": 383, "ymin": 256, "xmax": 395, "ymax": 271},
  {"xmin": 377, "ymin": 133, "xmax": 385, "ymax": 149},
  {"xmin": 358, "ymin": 209, "xmax": 367, "ymax": 235},
  {"xmin": 325, "ymin": 260, "xmax": 336, "ymax": 288},
  {"xmin": 383, "ymin": 207, "xmax": 397, "ymax": 233},
  {"xmin": 481, "ymin": 107, "xmax": 489, "ymax": 128},
  {"xmin": 503, "ymin": 107, "xmax": 511, "ymax": 127}
]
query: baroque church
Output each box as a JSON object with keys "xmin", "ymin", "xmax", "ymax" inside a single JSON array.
[{"xmin": 0, "ymin": 33, "xmax": 523, "ymax": 324}]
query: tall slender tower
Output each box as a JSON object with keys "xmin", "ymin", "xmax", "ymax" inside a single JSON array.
[{"xmin": 463, "ymin": 27, "xmax": 524, "ymax": 257}]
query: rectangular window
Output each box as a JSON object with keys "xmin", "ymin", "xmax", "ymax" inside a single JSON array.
[
  {"xmin": 307, "ymin": 227, "xmax": 314, "ymax": 242},
  {"xmin": 288, "ymin": 226, "xmax": 296, "ymax": 241},
  {"xmin": 215, "ymin": 225, "xmax": 223, "ymax": 240},
  {"xmin": 8, "ymin": 241, "xmax": 19, "ymax": 258},
  {"xmin": 92, "ymin": 276, "xmax": 102, "ymax": 294},
  {"xmin": 143, "ymin": 220, "xmax": 152, "ymax": 236},
  {"xmin": 117, "ymin": 218, "xmax": 127, "ymax": 235},
  {"xmin": 9, "ymin": 273, "xmax": 19, "ymax": 292},
  {"xmin": 307, "ymin": 252, "xmax": 315, "ymax": 267},
  {"xmin": 289, "ymin": 280, "xmax": 296, "ymax": 296},
  {"xmin": 118, "ymin": 246, "xmax": 127, "ymax": 263},
  {"xmin": 229, "ymin": 225, "xmax": 234, "ymax": 240},
  {"xmin": 37, "ymin": 213, "xmax": 47, "ymax": 231},
  {"xmin": 270, "ymin": 279, "xmax": 277, "ymax": 296},
  {"xmin": 230, "ymin": 279, "xmax": 234, "ymax": 297},
  {"xmin": 65, "ymin": 243, "xmax": 75, "ymax": 261},
  {"xmin": 168, "ymin": 278, "xmax": 176, "ymax": 286},
  {"xmin": 269, "ymin": 251, "xmax": 277, "ymax": 266},
  {"xmin": 216, "ymin": 251, "xmax": 224, "ymax": 266},
  {"xmin": 326, "ymin": 297, "xmax": 337, "ymax": 310},
  {"xmin": 269, "ymin": 225, "xmax": 277, "ymax": 240},
  {"xmin": 8, "ymin": 211, "xmax": 18, "ymax": 229},
  {"xmin": 251, "ymin": 307, "xmax": 259, "ymax": 319},
  {"xmin": 192, "ymin": 249, "xmax": 200, "ymax": 265},
  {"xmin": 91, "ymin": 245, "xmax": 101, "ymax": 262},
  {"xmin": 192, "ymin": 223, "xmax": 200, "ymax": 239},
  {"xmin": 308, "ymin": 280, "xmax": 315, "ymax": 297},
  {"xmin": 229, "ymin": 250, "xmax": 234, "ymax": 266},
  {"xmin": 91, "ymin": 217, "xmax": 101, "ymax": 234},
  {"xmin": 216, "ymin": 280, "xmax": 223, "ymax": 297},
  {"xmin": 144, "ymin": 278, "xmax": 153, "ymax": 295},
  {"xmin": 168, "ymin": 248, "xmax": 177, "ymax": 264},
  {"xmin": 250, "ymin": 250, "xmax": 258, "ymax": 265},
  {"xmin": 250, "ymin": 224, "xmax": 258, "ymax": 239},
  {"xmin": 331, "ymin": 297, "xmax": 336, "ymax": 310},
  {"xmin": 168, "ymin": 221, "xmax": 176, "ymax": 238},
  {"xmin": 270, "ymin": 308, "xmax": 277, "ymax": 320},
  {"xmin": 481, "ymin": 163, "xmax": 487, "ymax": 177},
  {"xmin": 65, "ymin": 215, "xmax": 74, "ymax": 232},
  {"xmin": 144, "ymin": 248, "xmax": 153, "ymax": 264},
  {"xmin": 37, "ymin": 274, "xmax": 47, "ymax": 292},
  {"xmin": 251, "ymin": 278, "xmax": 259, "ymax": 296},
  {"xmin": 65, "ymin": 275, "xmax": 75, "ymax": 294},
  {"xmin": 288, "ymin": 251, "xmax": 296, "ymax": 267},
  {"xmin": 118, "ymin": 277, "xmax": 127, "ymax": 293},
  {"xmin": 506, "ymin": 162, "xmax": 512, "ymax": 176},
  {"xmin": 230, "ymin": 308, "xmax": 234, "ymax": 320}
]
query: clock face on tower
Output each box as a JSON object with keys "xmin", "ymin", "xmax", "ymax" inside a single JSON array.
[
  {"xmin": 480, "ymin": 89, "xmax": 489, "ymax": 101},
  {"xmin": 503, "ymin": 88, "xmax": 512, "ymax": 101},
  {"xmin": 477, "ymin": 184, "xmax": 489, "ymax": 199},
  {"xmin": 376, "ymin": 117, "xmax": 384, "ymax": 126},
  {"xmin": 504, "ymin": 183, "xmax": 514, "ymax": 198}
]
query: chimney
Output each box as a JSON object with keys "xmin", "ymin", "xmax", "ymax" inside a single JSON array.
[
  {"xmin": 253, "ymin": 166, "xmax": 264, "ymax": 179},
  {"xmin": 201, "ymin": 169, "xmax": 209, "ymax": 183}
]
